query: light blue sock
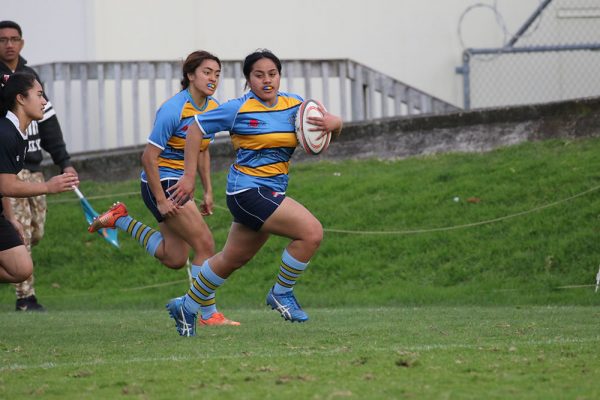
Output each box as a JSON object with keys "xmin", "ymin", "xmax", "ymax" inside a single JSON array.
[
  {"xmin": 116, "ymin": 215, "xmax": 163, "ymax": 256},
  {"xmin": 183, "ymin": 261, "xmax": 225, "ymax": 318},
  {"xmin": 273, "ymin": 249, "xmax": 309, "ymax": 294},
  {"xmin": 190, "ymin": 263, "xmax": 202, "ymax": 278},
  {"xmin": 114, "ymin": 215, "xmax": 132, "ymax": 231}
]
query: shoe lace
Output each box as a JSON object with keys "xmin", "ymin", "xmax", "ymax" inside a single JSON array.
[
  {"xmin": 177, "ymin": 308, "xmax": 194, "ymax": 336},
  {"xmin": 277, "ymin": 292, "xmax": 302, "ymax": 314}
]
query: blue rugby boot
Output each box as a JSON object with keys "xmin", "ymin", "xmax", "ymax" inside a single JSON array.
[
  {"xmin": 266, "ymin": 287, "xmax": 309, "ymax": 322},
  {"xmin": 166, "ymin": 296, "xmax": 197, "ymax": 337}
]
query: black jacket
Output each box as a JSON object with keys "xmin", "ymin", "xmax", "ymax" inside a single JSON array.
[{"xmin": 0, "ymin": 56, "xmax": 72, "ymax": 172}]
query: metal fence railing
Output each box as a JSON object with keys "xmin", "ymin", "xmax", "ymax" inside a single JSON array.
[
  {"xmin": 34, "ymin": 59, "xmax": 459, "ymax": 154},
  {"xmin": 456, "ymin": 0, "xmax": 600, "ymax": 110}
]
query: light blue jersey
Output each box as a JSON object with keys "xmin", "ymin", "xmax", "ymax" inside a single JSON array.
[
  {"xmin": 141, "ymin": 90, "xmax": 219, "ymax": 182},
  {"xmin": 195, "ymin": 91, "xmax": 303, "ymax": 193}
]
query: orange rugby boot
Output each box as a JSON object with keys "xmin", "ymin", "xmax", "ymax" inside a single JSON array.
[
  {"xmin": 88, "ymin": 202, "xmax": 128, "ymax": 233},
  {"xmin": 199, "ymin": 312, "xmax": 241, "ymax": 326}
]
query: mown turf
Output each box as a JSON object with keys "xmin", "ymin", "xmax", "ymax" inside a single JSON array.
[
  {"xmin": 2, "ymin": 137, "xmax": 600, "ymax": 398},
  {"xmin": 1, "ymin": 307, "xmax": 599, "ymax": 399}
]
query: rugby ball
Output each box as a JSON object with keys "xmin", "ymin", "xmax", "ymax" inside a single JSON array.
[{"xmin": 295, "ymin": 99, "xmax": 331, "ymax": 155}]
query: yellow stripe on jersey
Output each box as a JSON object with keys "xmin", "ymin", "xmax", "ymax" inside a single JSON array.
[
  {"xmin": 238, "ymin": 96, "xmax": 302, "ymax": 113},
  {"xmin": 180, "ymin": 99, "xmax": 219, "ymax": 119},
  {"xmin": 166, "ymin": 135, "xmax": 186, "ymax": 150},
  {"xmin": 158, "ymin": 157, "xmax": 184, "ymax": 170},
  {"xmin": 231, "ymin": 132, "xmax": 297, "ymax": 150},
  {"xmin": 165, "ymin": 135, "xmax": 211, "ymax": 152},
  {"xmin": 234, "ymin": 161, "xmax": 289, "ymax": 177}
]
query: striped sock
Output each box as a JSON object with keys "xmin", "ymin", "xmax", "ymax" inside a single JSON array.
[
  {"xmin": 115, "ymin": 215, "xmax": 163, "ymax": 256},
  {"xmin": 273, "ymin": 249, "xmax": 309, "ymax": 294},
  {"xmin": 183, "ymin": 260, "xmax": 225, "ymax": 318}
]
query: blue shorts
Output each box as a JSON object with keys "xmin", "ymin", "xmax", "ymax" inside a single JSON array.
[
  {"xmin": 226, "ymin": 188, "xmax": 285, "ymax": 231},
  {"xmin": 141, "ymin": 179, "xmax": 186, "ymax": 223}
]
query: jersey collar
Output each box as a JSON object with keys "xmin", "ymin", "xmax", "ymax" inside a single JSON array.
[{"xmin": 6, "ymin": 111, "xmax": 28, "ymax": 140}]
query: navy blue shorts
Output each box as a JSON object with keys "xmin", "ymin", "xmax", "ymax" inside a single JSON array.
[
  {"xmin": 226, "ymin": 188, "xmax": 285, "ymax": 231},
  {"xmin": 0, "ymin": 214, "xmax": 24, "ymax": 251},
  {"xmin": 141, "ymin": 179, "xmax": 187, "ymax": 223}
]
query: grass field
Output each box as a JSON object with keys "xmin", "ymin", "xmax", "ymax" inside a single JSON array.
[
  {"xmin": 2, "ymin": 307, "xmax": 600, "ymax": 399},
  {"xmin": 2, "ymin": 137, "xmax": 600, "ymax": 398}
]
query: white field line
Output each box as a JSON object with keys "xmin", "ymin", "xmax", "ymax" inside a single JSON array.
[{"xmin": 2, "ymin": 335, "xmax": 599, "ymax": 373}]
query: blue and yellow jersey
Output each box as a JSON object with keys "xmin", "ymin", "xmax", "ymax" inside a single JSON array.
[
  {"xmin": 141, "ymin": 90, "xmax": 219, "ymax": 182},
  {"xmin": 195, "ymin": 91, "xmax": 303, "ymax": 194}
]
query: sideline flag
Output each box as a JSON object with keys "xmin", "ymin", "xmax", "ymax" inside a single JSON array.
[{"xmin": 73, "ymin": 187, "xmax": 119, "ymax": 248}]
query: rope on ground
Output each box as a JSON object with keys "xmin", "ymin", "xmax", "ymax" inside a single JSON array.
[
  {"xmin": 555, "ymin": 284, "xmax": 596, "ymax": 289},
  {"xmin": 325, "ymin": 184, "xmax": 600, "ymax": 235},
  {"xmin": 47, "ymin": 183, "xmax": 600, "ymax": 235}
]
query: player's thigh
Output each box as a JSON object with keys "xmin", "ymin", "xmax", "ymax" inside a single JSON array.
[
  {"xmin": 262, "ymin": 197, "xmax": 322, "ymax": 241},
  {"xmin": 163, "ymin": 201, "xmax": 214, "ymax": 250}
]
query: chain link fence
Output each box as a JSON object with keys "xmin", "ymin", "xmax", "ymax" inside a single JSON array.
[{"xmin": 457, "ymin": 0, "xmax": 600, "ymax": 110}]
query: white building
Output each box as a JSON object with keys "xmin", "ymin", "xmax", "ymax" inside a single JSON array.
[
  {"xmin": 3, "ymin": 0, "xmax": 545, "ymax": 106},
  {"xmin": 4, "ymin": 0, "xmax": 597, "ymax": 152}
]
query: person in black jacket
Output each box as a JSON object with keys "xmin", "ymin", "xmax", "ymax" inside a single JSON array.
[
  {"xmin": 0, "ymin": 72, "xmax": 79, "ymax": 283},
  {"xmin": 0, "ymin": 20, "xmax": 78, "ymax": 310}
]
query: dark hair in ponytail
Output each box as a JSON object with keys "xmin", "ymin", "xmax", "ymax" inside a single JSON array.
[
  {"xmin": 180, "ymin": 50, "xmax": 221, "ymax": 90},
  {"xmin": 0, "ymin": 72, "xmax": 38, "ymax": 117}
]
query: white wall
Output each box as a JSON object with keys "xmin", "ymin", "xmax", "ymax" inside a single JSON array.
[
  {"xmin": 2, "ymin": 0, "xmax": 542, "ymax": 107},
  {"xmin": 2, "ymin": 0, "xmax": 94, "ymax": 63}
]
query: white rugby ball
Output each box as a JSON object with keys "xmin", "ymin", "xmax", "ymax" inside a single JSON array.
[{"xmin": 295, "ymin": 99, "xmax": 331, "ymax": 155}]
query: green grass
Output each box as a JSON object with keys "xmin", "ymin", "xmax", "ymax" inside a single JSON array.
[
  {"xmin": 2, "ymin": 137, "xmax": 598, "ymax": 309},
  {"xmin": 2, "ymin": 137, "xmax": 600, "ymax": 398},
  {"xmin": 1, "ymin": 307, "xmax": 600, "ymax": 399}
]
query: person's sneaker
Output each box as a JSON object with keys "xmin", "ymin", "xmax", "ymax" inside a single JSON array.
[
  {"xmin": 166, "ymin": 297, "xmax": 197, "ymax": 337},
  {"xmin": 15, "ymin": 295, "xmax": 46, "ymax": 312},
  {"xmin": 199, "ymin": 312, "xmax": 241, "ymax": 326},
  {"xmin": 266, "ymin": 287, "xmax": 309, "ymax": 322},
  {"xmin": 88, "ymin": 202, "xmax": 128, "ymax": 233}
]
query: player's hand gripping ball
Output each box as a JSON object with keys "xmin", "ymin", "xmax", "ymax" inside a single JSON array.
[{"xmin": 295, "ymin": 99, "xmax": 332, "ymax": 155}]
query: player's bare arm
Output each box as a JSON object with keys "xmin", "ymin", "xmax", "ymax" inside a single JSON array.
[
  {"xmin": 141, "ymin": 144, "xmax": 179, "ymax": 217},
  {"xmin": 168, "ymin": 121, "xmax": 203, "ymax": 205}
]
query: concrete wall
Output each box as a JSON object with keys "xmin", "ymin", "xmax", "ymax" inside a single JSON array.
[{"xmin": 47, "ymin": 96, "xmax": 600, "ymax": 182}]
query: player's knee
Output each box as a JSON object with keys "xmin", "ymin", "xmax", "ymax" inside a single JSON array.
[
  {"xmin": 191, "ymin": 236, "xmax": 215, "ymax": 259},
  {"xmin": 304, "ymin": 220, "xmax": 323, "ymax": 250},
  {"xmin": 162, "ymin": 256, "xmax": 189, "ymax": 270}
]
